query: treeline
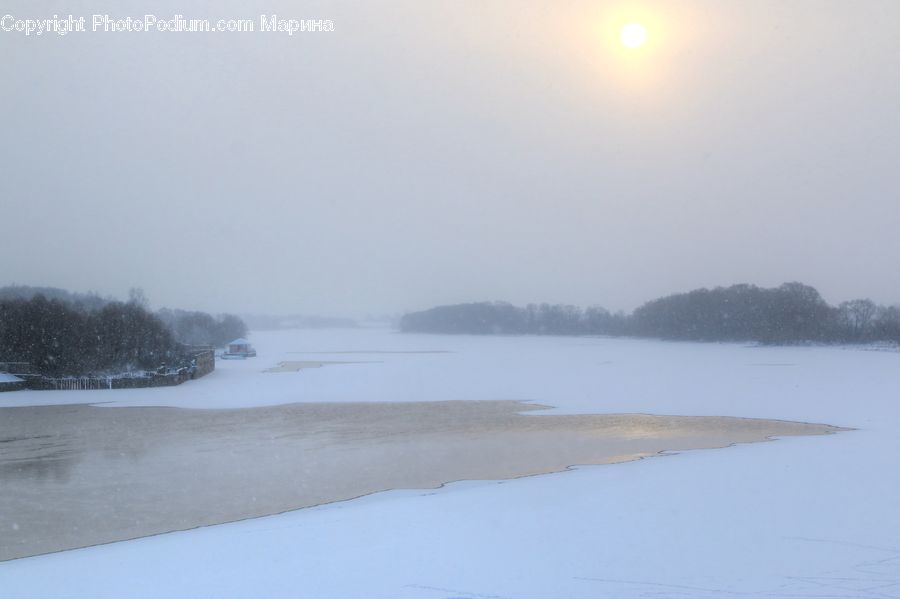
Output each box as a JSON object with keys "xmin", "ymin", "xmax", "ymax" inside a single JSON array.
[
  {"xmin": 0, "ymin": 287, "xmax": 248, "ymax": 376},
  {"xmin": 0, "ymin": 295, "xmax": 180, "ymax": 376},
  {"xmin": 156, "ymin": 309, "xmax": 246, "ymax": 347},
  {"xmin": 0, "ymin": 285, "xmax": 109, "ymax": 311},
  {"xmin": 399, "ymin": 282, "xmax": 900, "ymax": 345},
  {"xmin": 631, "ymin": 283, "xmax": 900, "ymax": 343},
  {"xmin": 399, "ymin": 302, "xmax": 629, "ymax": 336}
]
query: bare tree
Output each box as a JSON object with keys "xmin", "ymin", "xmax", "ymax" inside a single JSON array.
[{"xmin": 837, "ymin": 299, "xmax": 877, "ymax": 340}]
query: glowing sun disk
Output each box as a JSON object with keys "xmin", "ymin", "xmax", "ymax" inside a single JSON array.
[{"xmin": 620, "ymin": 23, "xmax": 648, "ymax": 49}]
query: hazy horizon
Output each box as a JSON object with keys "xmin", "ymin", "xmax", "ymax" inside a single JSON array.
[
  {"xmin": 0, "ymin": 278, "xmax": 895, "ymax": 321},
  {"xmin": 3, "ymin": 0, "xmax": 899, "ymax": 316}
]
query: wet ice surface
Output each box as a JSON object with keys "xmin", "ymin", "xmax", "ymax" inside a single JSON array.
[
  {"xmin": 1, "ymin": 328, "xmax": 898, "ymax": 598},
  {"xmin": 0, "ymin": 400, "xmax": 839, "ymax": 561}
]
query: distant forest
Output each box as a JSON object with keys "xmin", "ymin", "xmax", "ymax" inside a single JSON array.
[
  {"xmin": 400, "ymin": 283, "xmax": 900, "ymax": 345},
  {"xmin": 0, "ymin": 286, "xmax": 247, "ymax": 376}
]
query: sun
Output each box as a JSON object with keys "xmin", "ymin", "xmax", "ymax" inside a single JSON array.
[{"xmin": 620, "ymin": 22, "xmax": 648, "ymax": 49}]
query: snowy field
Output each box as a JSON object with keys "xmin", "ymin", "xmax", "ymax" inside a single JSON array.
[{"xmin": 2, "ymin": 327, "xmax": 899, "ymax": 598}]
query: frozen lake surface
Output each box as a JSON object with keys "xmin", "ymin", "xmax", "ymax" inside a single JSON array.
[
  {"xmin": 0, "ymin": 401, "xmax": 837, "ymax": 561},
  {"xmin": 1, "ymin": 328, "xmax": 899, "ymax": 597}
]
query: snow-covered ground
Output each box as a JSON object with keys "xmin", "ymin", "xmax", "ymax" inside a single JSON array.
[
  {"xmin": 0, "ymin": 373, "xmax": 23, "ymax": 384},
  {"xmin": 2, "ymin": 328, "xmax": 899, "ymax": 597}
]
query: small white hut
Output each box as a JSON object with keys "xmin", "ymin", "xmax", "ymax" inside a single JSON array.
[{"xmin": 223, "ymin": 338, "xmax": 257, "ymax": 359}]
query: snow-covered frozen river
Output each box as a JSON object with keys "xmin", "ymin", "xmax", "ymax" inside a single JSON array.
[{"xmin": 2, "ymin": 327, "xmax": 899, "ymax": 598}]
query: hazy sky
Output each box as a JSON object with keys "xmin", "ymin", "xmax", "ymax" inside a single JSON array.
[{"xmin": 2, "ymin": 0, "xmax": 899, "ymax": 316}]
